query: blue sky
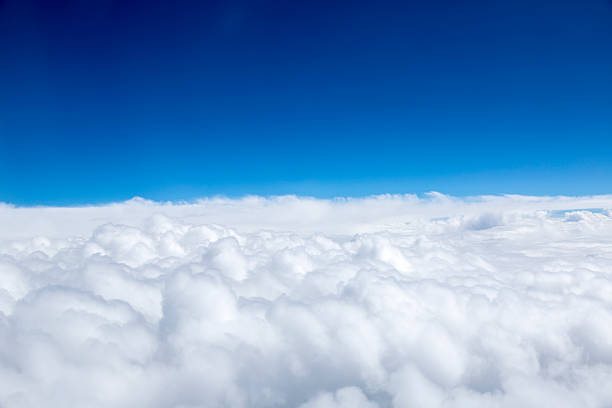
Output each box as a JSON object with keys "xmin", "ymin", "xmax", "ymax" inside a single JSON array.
[{"xmin": 1, "ymin": 0, "xmax": 611, "ymax": 205}]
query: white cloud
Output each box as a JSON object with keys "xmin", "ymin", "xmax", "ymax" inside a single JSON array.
[{"xmin": 1, "ymin": 194, "xmax": 612, "ymax": 407}]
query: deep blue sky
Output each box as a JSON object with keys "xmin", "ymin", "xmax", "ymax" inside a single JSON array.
[{"xmin": 1, "ymin": 0, "xmax": 611, "ymax": 205}]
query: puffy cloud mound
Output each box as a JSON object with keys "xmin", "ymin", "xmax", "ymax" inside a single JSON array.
[{"xmin": 2, "ymin": 194, "xmax": 612, "ymax": 407}]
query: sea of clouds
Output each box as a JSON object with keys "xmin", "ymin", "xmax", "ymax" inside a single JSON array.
[{"xmin": 2, "ymin": 193, "xmax": 612, "ymax": 407}]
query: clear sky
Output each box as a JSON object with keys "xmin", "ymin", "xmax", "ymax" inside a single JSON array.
[{"xmin": 1, "ymin": 0, "xmax": 611, "ymax": 205}]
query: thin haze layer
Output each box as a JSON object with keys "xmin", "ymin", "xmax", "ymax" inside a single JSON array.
[{"xmin": 1, "ymin": 194, "xmax": 612, "ymax": 407}]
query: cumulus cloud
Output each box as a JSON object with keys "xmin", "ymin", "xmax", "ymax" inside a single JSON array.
[{"xmin": 1, "ymin": 194, "xmax": 612, "ymax": 407}]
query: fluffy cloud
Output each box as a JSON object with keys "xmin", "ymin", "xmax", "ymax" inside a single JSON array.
[{"xmin": 1, "ymin": 194, "xmax": 612, "ymax": 407}]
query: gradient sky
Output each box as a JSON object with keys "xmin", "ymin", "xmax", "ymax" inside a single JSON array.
[{"xmin": 1, "ymin": 0, "xmax": 611, "ymax": 205}]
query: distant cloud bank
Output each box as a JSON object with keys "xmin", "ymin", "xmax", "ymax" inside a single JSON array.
[{"xmin": 2, "ymin": 194, "xmax": 612, "ymax": 407}]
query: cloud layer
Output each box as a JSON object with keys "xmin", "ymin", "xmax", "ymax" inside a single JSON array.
[{"xmin": 2, "ymin": 194, "xmax": 612, "ymax": 407}]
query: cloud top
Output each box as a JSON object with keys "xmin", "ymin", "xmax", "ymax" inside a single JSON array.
[{"xmin": 1, "ymin": 194, "xmax": 612, "ymax": 407}]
